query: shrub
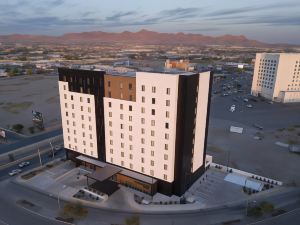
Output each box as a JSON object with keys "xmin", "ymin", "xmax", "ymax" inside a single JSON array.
[{"xmin": 11, "ymin": 124, "xmax": 24, "ymax": 133}]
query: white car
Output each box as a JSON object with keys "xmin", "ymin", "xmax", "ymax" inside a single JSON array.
[
  {"xmin": 230, "ymin": 105, "xmax": 236, "ymax": 112},
  {"xmin": 9, "ymin": 169, "xmax": 22, "ymax": 176},
  {"xmin": 246, "ymin": 104, "xmax": 253, "ymax": 108},
  {"xmin": 18, "ymin": 161, "xmax": 30, "ymax": 168},
  {"xmin": 243, "ymin": 98, "xmax": 249, "ymax": 102}
]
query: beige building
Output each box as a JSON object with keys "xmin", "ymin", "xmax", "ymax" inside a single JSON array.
[
  {"xmin": 58, "ymin": 68, "xmax": 212, "ymax": 196},
  {"xmin": 251, "ymin": 53, "xmax": 300, "ymax": 103}
]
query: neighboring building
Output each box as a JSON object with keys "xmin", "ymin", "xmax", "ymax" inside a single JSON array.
[
  {"xmin": 251, "ymin": 53, "xmax": 300, "ymax": 103},
  {"xmin": 58, "ymin": 68, "xmax": 212, "ymax": 196},
  {"xmin": 165, "ymin": 59, "xmax": 196, "ymax": 72}
]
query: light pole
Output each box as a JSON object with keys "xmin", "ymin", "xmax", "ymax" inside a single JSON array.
[
  {"xmin": 57, "ymin": 185, "xmax": 67, "ymax": 210},
  {"xmin": 37, "ymin": 147, "xmax": 42, "ymax": 167},
  {"xmin": 49, "ymin": 141, "xmax": 54, "ymax": 159}
]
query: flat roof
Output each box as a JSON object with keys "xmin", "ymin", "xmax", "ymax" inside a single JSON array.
[
  {"xmin": 224, "ymin": 173, "xmax": 263, "ymax": 191},
  {"xmin": 77, "ymin": 155, "xmax": 157, "ymax": 184},
  {"xmin": 87, "ymin": 166, "xmax": 121, "ymax": 182}
]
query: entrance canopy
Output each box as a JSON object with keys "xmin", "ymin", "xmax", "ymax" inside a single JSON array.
[{"xmin": 87, "ymin": 165, "xmax": 121, "ymax": 182}]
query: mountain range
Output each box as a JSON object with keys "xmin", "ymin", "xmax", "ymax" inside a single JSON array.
[{"xmin": 0, "ymin": 29, "xmax": 291, "ymax": 47}]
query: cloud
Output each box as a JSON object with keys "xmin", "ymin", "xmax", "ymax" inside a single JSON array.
[{"xmin": 106, "ymin": 11, "xmax": 137, "ymax": 21}]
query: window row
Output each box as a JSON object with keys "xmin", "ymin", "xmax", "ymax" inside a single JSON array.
[{"xmin": 141, "ymin": 85, "xmax": 171, "ymax": 95}]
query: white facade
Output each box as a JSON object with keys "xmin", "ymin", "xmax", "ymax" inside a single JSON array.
[
  {"xmin": 59, "ymin": 81, "xmax": 98, "ymax": 158},
  {"xmin": 103, "ymin": 72, "xmax": 180, "ymax": 182},
  {"xmin": 251, "ymin": 53, "xmax": 300, "ymax": 103}
]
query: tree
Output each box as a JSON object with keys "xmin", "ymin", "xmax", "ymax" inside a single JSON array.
[{"xmin": 125, "ymin": 216, "xmax": 140, "ymax": 225}]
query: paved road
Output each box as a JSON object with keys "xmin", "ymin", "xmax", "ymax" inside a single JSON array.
[
  {"xmin": 0, "ymin": 149, "xmax": 65, "ymax": 181},
  {"xmin": 0, "ymin": 128, "xmax": 62, "ymax": 154}
]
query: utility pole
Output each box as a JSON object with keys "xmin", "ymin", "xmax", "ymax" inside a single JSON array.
[
  {"xmin": 37, "ymin": 147, "xmax": 42, "ymax": 167},
  {"xmin": 226, "ymin": 150, "xmax": 230, "ymax": 172}
]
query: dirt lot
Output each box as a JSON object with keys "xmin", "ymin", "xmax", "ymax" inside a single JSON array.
[{"xmin": 0, "ymin": 75, "xmax": 61, "ymax": 135}]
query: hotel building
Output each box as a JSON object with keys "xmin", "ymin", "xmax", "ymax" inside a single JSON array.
[
  {"xmin": 58, "ymin": 68, "xmax": 212, "ymax": 196},
  {"xmin": 251, "ymin": 53, "xmax": 300, "ymax": 103}
]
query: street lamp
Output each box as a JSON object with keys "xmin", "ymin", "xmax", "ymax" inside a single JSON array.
[
  {"xmin": 49, "ymin": 141, "xmax": 54, "ymax": 159},
  {"xmin": 57, "ymin": 185, "xmax": 67, "ymax": 210}
]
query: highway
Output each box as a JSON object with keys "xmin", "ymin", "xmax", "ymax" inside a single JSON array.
[{"xmin": 0, "ymin": 128, "xmax": 62, "ymax": 154}]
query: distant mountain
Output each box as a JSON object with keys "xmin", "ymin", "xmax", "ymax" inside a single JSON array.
[{"xmin": 0, "ymin": 29, "xmax": 289, "ymax": 47}]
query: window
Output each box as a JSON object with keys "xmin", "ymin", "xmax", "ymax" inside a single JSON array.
[
  {"xmin": 110, "ymin": 149, "xmax": 113, "ymax": 154},
  {"xmin": 120, "ymin": 93, "xmax": 123, "ymax": 99},
  {"xmin": 129, "ymin": 105, "xmax": 132, "ymax": 111},
  {"xmin": 71, "ymin": 95, "xmax": 73, "ymax": 100},
  {"xmin": 109, "ymin": 121, "xmax": 112, "ymax": 127},
  {"xmin": 89, "ymin": 125, "xmax": 92, "ymax": 131},
  {"xmin": 120, "ymin": 104, "xmax": 123, "ymax": 110},
  {"xmin": 65, "ymin": 103, "xmax": 68, "ymax": 108},
  {"xmin": 120, "ymin": 124, "xmax": 124, "ymax": 129},
  {"xmin": 71, "ymin": 104, "xmax": 74, "ymax": 109},
  {"xmin": 109, "ymin": 112, "xmax": 112, "ymax": 117},
  {"xmin": 120, "ymin": 82, "xmax": 123, "ymax": 89},
  {"xmin": 152, "ymin": 98, "xmax": 155, "ymax": 104},
  {"xmin": 152, "ymin": 86, "xmax": 156, "ymax": 93},
  {"xmin": 80, "ymin": 106, "xmax": 83, "ymax": 111},
  {"xmin": 83, "ymin": 141, "xmax": 86, "ymax": 145},
  {"xmin": 151, "ymin": 151, "xmax": 154, "ymax": 156},
  {"xmin": 165, "ymin": 123, "xmax": 169, "ymax": 129},
  {"xmin": 109, "ymin": 131, "xmax": 113, "ymax": 136},
  {"xmin": 121, "ymin": 152, "xmax": 124, "ymax": 157},
  {"xmin": 151, "ymin": 109, "xmax": 155, "ymax": 115},
  {"xmin": 166, "ymin": 111, "xmax": 170, "ymax": 118},
  {"xmin": 108, "ymin": 91, "xmax": 111, "ymax": 98},
  {"xmin": 141, "ymin": 107, "xmax": 145, "ymax": 113},
  {"xmin": 64, "ymin": 94, "xmax": 67, "ymax": 99},
  {"xmin": 164, "ymin": 174, "xmax": 167, "ymax": 180},
  {"xmin": 166, "ymin": 100, "xmax": 170, "ymax": 106},
  {"xmin": 66, "ymin": 112, "xmax": 68, "ymax": 117},
  {"xmin": 129, "ymin": 126, "xmax": 132, "ymax": 131},
  {"xmin": 120, "ymin": 133, "xmax": 124, "ymax": 139},
  {"xmin": 130, "ymin": 163, "xmax": 133, "ymax": 169},
  {"xmin": 141, "ymin": 118, "xmax": 145, "ymax": 124},
  {"xmin": 142, "ymin": 96, "xmax": 145, "ymax": 103},
  {"xmin": 129, "ymin": 83, "xmax": 132, "ymax": 90},
  {"xmin": 141, "ymin": 85, "xmax": 145, "ymax": 91},
  {"xmin": 141, "ymin": 128, "xmax": 145, "ymax": 134},
  {"xmin": 129, "ymin": 154, "xmax": 133, "ymax": 159},
  {"xmin": 165, "ymin": 144, "xmax": 168, "ymax": 150},
  {"xmin": 129, "ymin": 95, "xmax": 133, "ymax": 101},
  {"xmin": 108, "ymin": 81, "xmax": 111, "ymax": 87},
  {"xmin": 141, "ymin": 138, "xmax": 145, "ymax": 144},
  {"xmin": 129, "ymin": 135, "xmax": 132, "ymax": 141},
  {"xmin": 141, "ymin": 157, "xmax": 144, "ymax": 163},
  {"xmin": 151, "ymin": 160, "xmax": 154, "ymax": 166},
  {"xmin": 166, "ymin": 88, "xmax": 170, "ymax": 95},
  {"xmin": 151, "ymin": 140, "xmax": 154, "ymax": 147},
  {"xmin": 81, "ymin": 115, "xmax": 84, "ymax": 120},
  {"xmin": 108, "ymin": 102, "xmax": 112, "ymax": 108},
  {"xmin": 88, "ymin": 107, "xmax": 91, "ymax": 113},
  {"xmin": 120, "ymin": 114, "xmax": 123, "ymax": 120},
  {"xmin": 80, "ymin": 97, "xmax": 83, "ymax": 102},
  {"xmin": 165, "ymin": 133, "xmax": 169, "ymax": 140},
  {"xmin": 110, "ymin": 140, "xmax": 113, "ymax": 145},
  {"xmin": 129, "ymin": 116, "xmax": 132, "ymax": 121},
  {"xmin": 87, "ymin": 98, "xmax": 90, "ymax": 103},
  {"xmin": 82, "ymin": 124, "xmax": 85, "ymax": 129},
  {"xmin": 141, "ymin": 167, "xmax": 144, "ymax": 173},
  {"xmin": 63, "ymin": 85, "xmax": 66, "ymax": 90},
  {"xmin": 121, "ymin": 161, "xmax": 124, "ymax": 166},
  {"xmin": 151, "ymin": 120, "xmax": 155, "ymax": 126},
  {"xmin": 73, "ymin": 121, "xmax": 76, "ymax": 126},
  {"xmin": 151, "ymin": 130, "xmax": 155, "ymax": 136},
  {"xmin": 164, "ymin": 154, "xmax": 168, "ymax": 160}
]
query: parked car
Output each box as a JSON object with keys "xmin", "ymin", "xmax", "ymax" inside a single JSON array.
[
  {"xmin": 9, "ymin": 169, "xmax": 22, "ymax": 176},
  {"xmin": 230, "ymin": 105, "xmax": 236, "ymax": 112},
  {"xmin": 246, "ymin": 104, "xmax": 253, "ymax": 108},
  {"xmin": 18, "ymin": 161, "xmax": 30, "ymax": 168},
  {"xmin": 253, "ymin": 123, "xmax": 264, "ymax": 130},
  {"xmin": 243, "ymin": 98, "xmax": 249, "ymax": 102}
]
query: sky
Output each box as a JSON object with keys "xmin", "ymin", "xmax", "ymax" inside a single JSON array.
[{"xmin": 0, "ymin": 0, "xmax": 300, "ymax": 44}]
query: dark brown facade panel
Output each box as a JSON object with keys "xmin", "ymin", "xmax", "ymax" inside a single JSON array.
[{"xmin": 104, "ymin": 74, "xmax": 136, "ymax": 102}]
